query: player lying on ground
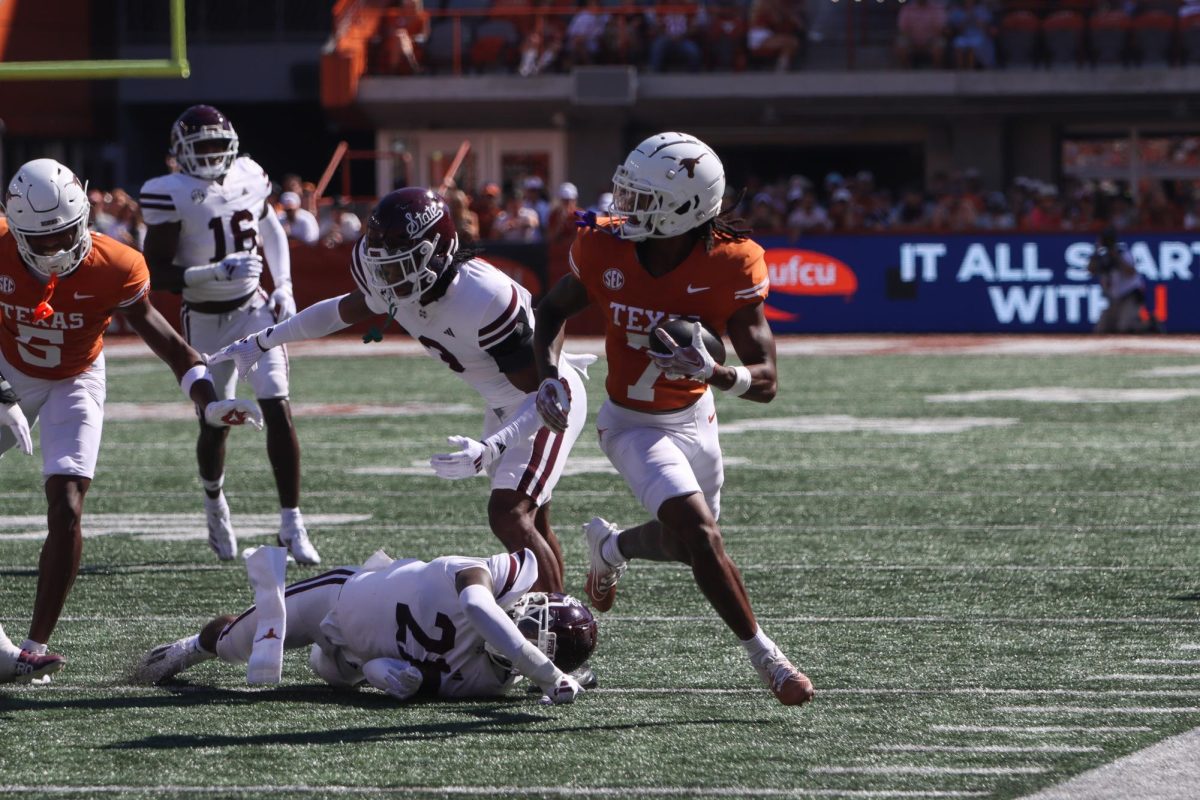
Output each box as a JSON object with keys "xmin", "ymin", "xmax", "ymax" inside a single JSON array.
[
  {"xmin": 209, "ymin": 187, "xmax": 594, "ymax": 593},
  {"xmin": 135, "ymin": 547, "xmax": 597, "ymax": 704}
]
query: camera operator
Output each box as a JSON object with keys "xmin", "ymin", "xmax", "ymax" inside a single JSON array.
[{"xmin": 1088, "ymin": 227, "xmax": 1155, "ymax": 334}]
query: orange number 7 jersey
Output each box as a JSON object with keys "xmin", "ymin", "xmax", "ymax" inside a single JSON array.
[{"xmin": 569, "ymin": 227, "xmax": 769, "ymax": 412}]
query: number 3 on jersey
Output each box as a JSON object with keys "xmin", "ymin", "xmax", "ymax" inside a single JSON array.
[{"xmin": 207, "ymin": 209, "xmax": 258, "ymax": 262}]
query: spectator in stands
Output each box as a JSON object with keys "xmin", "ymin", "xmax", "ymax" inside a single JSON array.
[
  {"xmin": 1021, "ymin": 186, "xmax": 1064, "ymax": 231},
  {"xmin": 746, "ymin": 192, "xmax": 785, "ymax": 232},
  {"xmin": 446, "ymin": 188, "xmax": 480, "ymax": 247},
  {"xmin": 565, "ymin": 1, "xmax": 610, "ymax": 68},
  {"xmin": 786, "ymin": 190, "xmax": 832, "ymax": 237},
  {"xmin": 494, "ymin": 191, "xmax": 541, "ymax": 242},
  {"xmin": 647, "ymin": 2, "xmax": 705, "ymax": 73},
  {"xmin": 931, "ymin": 193, "xmax": 978, "ymax": 231},
  {"xmin": 895, "ymin": 0, "xmax": 948, "ymax": 68},
  {"xmin": 320, "ymin": 199, "xmax": 363, "ymax": 248},
  {"xmin": 747, "ymin": 0, "xmax": 806, "ymax": 71},
  {"xmin": 1184, "ymin": 195, "xmax": 1200, "ymax": 229},
  {"xmin": 948, "ymin": 0, "xmax": 995, "ymax": 70},
  {"xmin": 890, "ymin": 187, "xmax": 932, "ymax": 229},
  {"xmin": 522, "ymin": 176, "xmax": 551, "ymax": 230},
  {"xmin": 519, "ymin": 23, "xmax": 564, "ymax": 77},
  {"xmin": 590, "ymin": 191, "xmax": 615, "ymax": 215},
  {"xmin": 1138, "ymin": 184, "xmax": 1182, "ymax": 228},
  {"xmin": 546, "ymin": 182, "xmax": 581, "ymax": 249},
  {"xmin": 860, "ymin": 189, "xmax": 895, "ymax": 230},
  {"xmin": 281, "ymin": 173, "xmax": 303, "ymax": 196},
  {"xmin": 374, "ymin": 1, "xmax": 429, "ymax": 75},
  {"xmin": 827, "ymin": 187, "xmax": 859, "ymax": 231},
  {"xmin": 278, "ymin": 191, "xmax": 320, "ymax": 244},
  {"xmin": 87, "ymin": 189, "xmax": 116, "ymax": 234},
  {"xmin": 707, "ymin": 0, "xmax": 747, "ymax": 70},
  {"xmin": 472, "ymin": 182, "xmax": 502, "ymax": 239},
  {"xmin": 978, "ymin": 191, "xmax": 1016, "ymax": 230}
]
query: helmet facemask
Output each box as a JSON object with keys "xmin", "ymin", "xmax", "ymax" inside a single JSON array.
[
  {"xmin": 485, "ymin": 592, "xmax": 596, "ymax": 675},
  {"xmin": 12, "ymin": 214, "xmax": 92, "ymax": 279},
  {"xmin": 358, "ymin": 230, "xmax": 456, "ymax": 304},
  {"xmin": 174, "ymin": 128, "xmax": 239, "ymax": 180}
]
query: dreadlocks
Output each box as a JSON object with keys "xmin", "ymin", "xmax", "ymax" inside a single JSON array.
[{"xmin": 699, "ymin": 188, "xmax": 752, "ymax": 253}]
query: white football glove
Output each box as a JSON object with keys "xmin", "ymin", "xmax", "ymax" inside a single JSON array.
[
  {"xmin": 430, "ymin": 435, "xmax": 500, "ymax": 480},
  {"xmin": 269, "ymin": 286, "xmax": 297, "ymax": 321},
  {"xmin": 649, "ymin": 325, "xmax": 717, "ymax": 383},
  {"xmin": 216, "ymin": 252, "xmax": 264, "ymax": 282},
  {"xmin": 535, "ymin": 377, "xmax": 571, "ymax": 434},
  {"xmin": 203, "ymin": 399, "xmax": 264, "ymax": 430},
  {"xmin": 208, "ymin": 334, "xmax": 268, "ymax": 380},
  {"xmin": 0, "ymin": 401, "xmax": 33, "ymax": 456},
  {"xmin": 539, "ymin": 673, "xmax": 583, "ymax": 705},
  {"xmin": 362, "ymin": 657, "xmax": 424, "ymax": 702}
]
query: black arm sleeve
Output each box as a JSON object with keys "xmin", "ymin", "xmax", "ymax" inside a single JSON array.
[{"xmin": 484, "ymin": 308, "xmax": 535, "ymax": 374}]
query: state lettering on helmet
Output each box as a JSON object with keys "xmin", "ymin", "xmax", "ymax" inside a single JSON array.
[{"xmin": 358, "ymin": 188, "xmax": 460, "ymax": 304}]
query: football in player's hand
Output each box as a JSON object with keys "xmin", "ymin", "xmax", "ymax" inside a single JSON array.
[{"xmin": 649, "ymin": 318, "xmax": 726, "ymax": 365}]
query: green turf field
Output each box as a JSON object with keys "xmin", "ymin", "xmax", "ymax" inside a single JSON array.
[{"xmin": 2, "ymin": 339, "xmax": 1200, "ymax": 799}]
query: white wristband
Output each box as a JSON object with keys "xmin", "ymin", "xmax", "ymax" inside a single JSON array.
[
  {"xmin": 180, "ymin": 364, "xmax": 213, "ymax": 400},
  {"xmin": 720, "ymin": 365, "xmax": 753, "ymax": 396}
]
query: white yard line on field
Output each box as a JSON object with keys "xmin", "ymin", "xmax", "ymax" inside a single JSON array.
[
  {"xmin": 1134, "ymin": 660, "xmax": 1200, "ymax": 666},
  {"xmin": 1017, "ymin": 726, "xmax": 1200, "ymax": 800},
  {"xmin": 873, "ymin": 744, "xmax": 1100, "ymax": 754},
  {"xmin": 1086, "ymin": 674, "xmax": 1200, "ymax": 682},
  {"xmin": 812, "ymin": 767, "xmax": 1046, "ymax": 776},
  {"xmin": 997, "ymin": 706, "xmax": 1200, "ymax": 714},
  {"xmin": 929, "ymin": 725, "xmax": 1151, "ymax": 734},
  {"xmin": 0, "ymin": 789, "xmax": 990, "ymax": 799}
]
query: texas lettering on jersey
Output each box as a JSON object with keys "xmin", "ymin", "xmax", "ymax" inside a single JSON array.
[
  {"xmin": 570, "ymin": 227, "xmax": 769, "ymax": 412},
  {"xmin": 0, "ymin": 230, "xmax": 149, "ymax": 380}
]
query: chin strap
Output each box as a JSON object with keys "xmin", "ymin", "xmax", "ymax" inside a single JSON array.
[{"xmin": 362, "ymin": 303, "xmax": 398, "ymax": 344}]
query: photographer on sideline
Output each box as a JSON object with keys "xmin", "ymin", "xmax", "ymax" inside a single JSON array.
[{"xmin": 1088, "ymin": 227, "xmax": 1155, "ymax": 334}]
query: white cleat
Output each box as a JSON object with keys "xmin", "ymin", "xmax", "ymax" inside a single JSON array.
[
  {"xmin": 135, "ymin": 635, "xmax": 212, "ymax": 685},
  {"xmin": 279, "ymin": 524, "xmax": 321, "ymax": 566},
  {"xmin": 204, "ymin": 494, "xmax": 237, "ymax": 561},
  {"xmin": 582, "ymin": 516, "xmax": 626, "ymax": 613},
  {"xmin": 0, "ymin": 645, "xmax": 66, "ymax": 685},
  {"xmin": 752, "ymin": 649, "xmax": 815, "ymax": 706}
]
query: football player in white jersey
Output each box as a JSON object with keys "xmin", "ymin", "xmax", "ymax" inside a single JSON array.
[
  {"xmin": 140, "ymin": 105, "xmax": 318, "ymax": 565},
  {"xmin": 210, "ymin": 187, "xmax": 593, "ymax": 594},
  {"xmin": 135, "ymin": 547, "xmax": 595, "ymax": 704}
]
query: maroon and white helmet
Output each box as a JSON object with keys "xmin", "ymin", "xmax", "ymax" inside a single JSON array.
[
  {"xmin": 170, "ymin": 104, "xmax": 239, "ymax": 180},
  {"xmin": 498, "ymin": 592, "xmax": 598, "ymax": 674},
  {"xmin": 357, "ymin": 187, "xmax": 459, "ymax": 303}
]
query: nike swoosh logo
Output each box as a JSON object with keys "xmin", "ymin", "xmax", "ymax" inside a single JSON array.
[
  {"xmin": 686, "ymin": 285, "xmax": 709, "ymax": 294},
  {"xmin": 74, "ymin": 292, "xmax": 94, "ymax": 300}
]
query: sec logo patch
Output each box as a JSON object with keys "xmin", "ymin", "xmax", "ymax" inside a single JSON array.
[
  {"xmin": 0, "ymin": 275, "xmax": 14, "ymax": 295},
  {"xmin": 602, "ymin": 268, "xmax": 624, "ymax": 290}
]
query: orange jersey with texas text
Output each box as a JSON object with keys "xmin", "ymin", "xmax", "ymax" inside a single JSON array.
[
  {"xmin": 0, "ymin": 231, "xmax": 149, "ymax": 379},
  {"xmin": 570, "ymin": 227, "xmax": 769, "ymax": 412}
]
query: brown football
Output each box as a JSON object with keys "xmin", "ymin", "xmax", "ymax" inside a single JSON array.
[{"xmin": 648, "ymin": 318, "xmax": 727, "ymax": 365}]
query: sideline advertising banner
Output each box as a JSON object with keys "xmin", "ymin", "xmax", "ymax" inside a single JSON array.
[{"xmin": 759, "ymin": 233, "xmax": 1190, "ymax": 333}]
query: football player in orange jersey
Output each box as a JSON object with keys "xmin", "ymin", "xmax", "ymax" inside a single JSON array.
[
  {"xmin": 532, "ymin": 133, "xmax": 813, "ymax": 706},
  {"xmin": 0, "ymin": 159, "xmax": 261, "ymax": 684}
]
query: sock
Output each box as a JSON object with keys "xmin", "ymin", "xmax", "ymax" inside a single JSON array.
[
  {"xmin": 740, "ymin": 627, "xmax": 776, "ymax": 663},
  {"xmin": 601, "ymin": 531, "xmax": 625, "ymax": 567},
  {"xmin": 0, "ymin": 624, "xmax": 15, "ymax": 653},
  {"xmin": 20, "ymin": 639, "xmax": 48, "ymax": 656},
  {"xmin": 280, "ymin": 507, "xmax": 303, "ymax": 531},
  {"xmin": 202, "ymin": 475, "xmax": 225, "ymax": 499}
]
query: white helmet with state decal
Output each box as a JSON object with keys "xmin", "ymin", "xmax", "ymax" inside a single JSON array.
[
  {"xmin": 3, "ymin": 158, "xmax": 92, "ymax": 278},
  {"xmin": 609, "ymin": 132, "xmax": 726, "ymax": 241}
]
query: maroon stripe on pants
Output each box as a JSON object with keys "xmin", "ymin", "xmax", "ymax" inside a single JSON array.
[
  {"xmin": 516, "ymin": 427, "xmax": 551, "ymax": 495},
  {"xmin": 527, "ymin": 430, "xmax": 565, "ymax": 501}
]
